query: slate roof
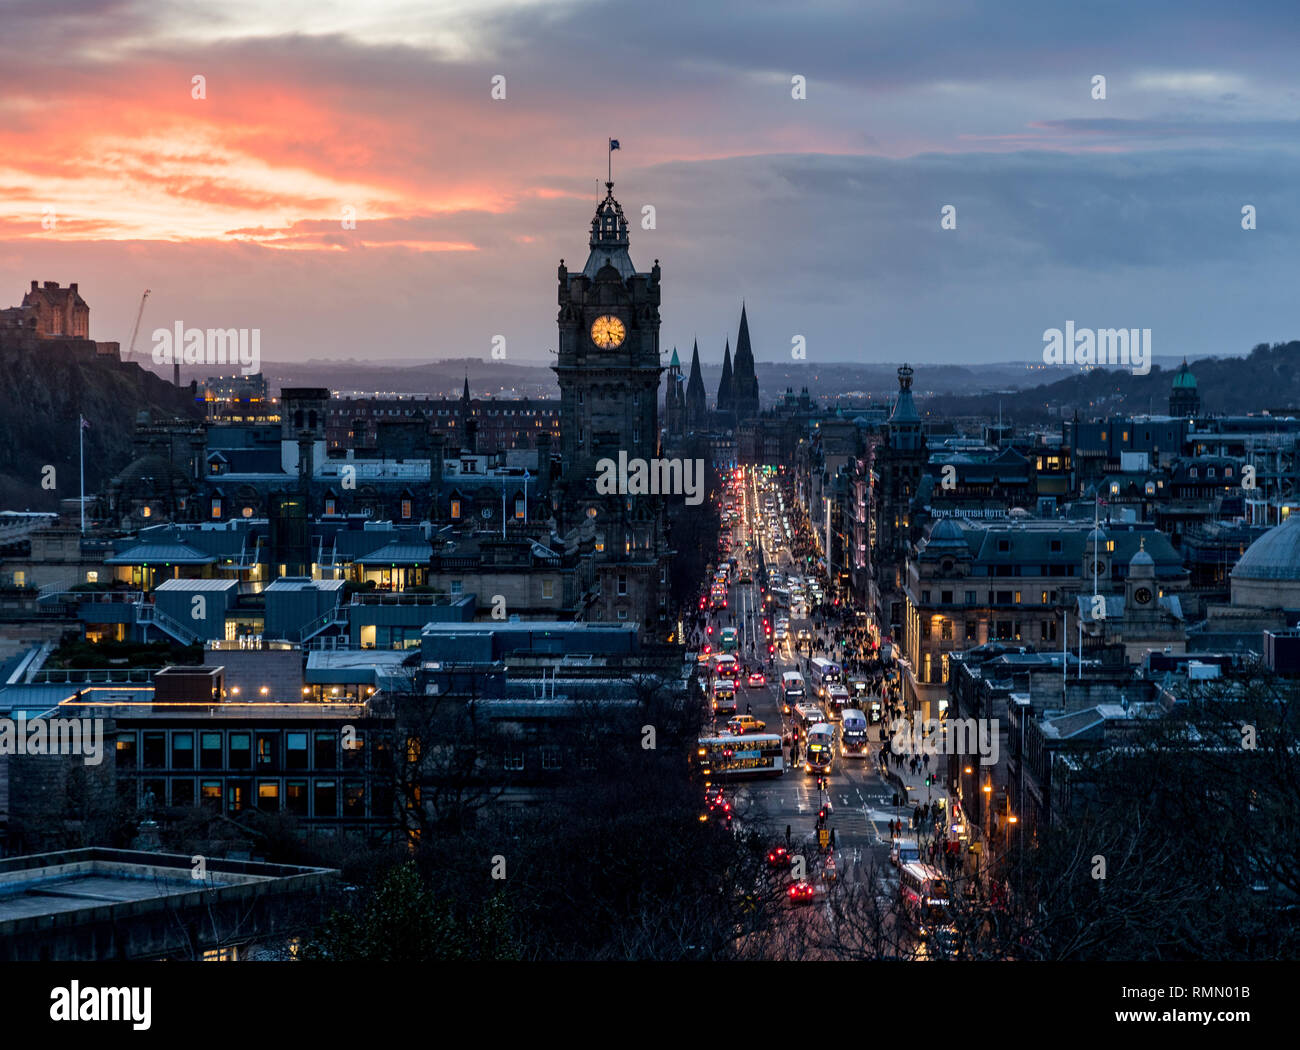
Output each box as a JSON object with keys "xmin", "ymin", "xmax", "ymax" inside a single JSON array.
[
  {"xmin": 105, "ymin": 543, "xmax": 215, "ymax": 565},
  {"xmin": 356, "ymin": 542, "xmax": 432, "ymax": 565}
]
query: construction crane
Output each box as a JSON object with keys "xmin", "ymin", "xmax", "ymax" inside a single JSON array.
[{"xmin": 126, "ymin": 288, "xmax": 150, "ymax": 362}]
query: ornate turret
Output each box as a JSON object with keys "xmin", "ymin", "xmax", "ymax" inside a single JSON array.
[
  {"xmin": 1169, "ymin": 357, "xmax": 1200, "ymax": 417},
  {"xmin": 887, "ymin": 364, "xmax": 922, "ymax": 451},
  {"xmin": 581, "ymin": 182, "xmax": 634, "ymax": 279}
]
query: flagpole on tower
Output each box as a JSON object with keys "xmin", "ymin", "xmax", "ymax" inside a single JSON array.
[{"xmin": 607, "ymin": 137, "xmax": 620, "ymax": 186}]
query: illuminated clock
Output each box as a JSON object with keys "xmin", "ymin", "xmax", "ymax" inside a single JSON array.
[
  {"xmin": 590, "ymin": 315, "xmax": 626, "ymax": 349},
  {"xmin": 1133, "ymin": 586, "xmax": 1153, "ymax": 605}
]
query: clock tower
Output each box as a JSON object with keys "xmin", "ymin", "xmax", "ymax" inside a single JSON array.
[
  {"xmin": 552, "ymin": 177, "xmax": 670, "ymax": 636},
  {"xmin": 554, "ymin": 180, "xmax": 663, "ymax": 517}
]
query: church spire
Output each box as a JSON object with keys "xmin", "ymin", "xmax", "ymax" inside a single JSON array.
[
  {"xmin": 717, "ymin": 338, "xmax": 734, "ymax": 413},
  {"xmin": 731, "ymin": 303, "xmax": 759, "ymax": 421},
  {"xmin": 685, "ymin": 339, "xmax": 706, "ymax": 429},
  {"xmin": 462, "ymin": 373, "xmax": 470, "ymax": 402}
]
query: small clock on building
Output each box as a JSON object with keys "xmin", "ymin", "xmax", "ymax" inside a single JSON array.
[{"xmin": 1133, "ymin": 586, "xmax": 1153, "ymax": 605}]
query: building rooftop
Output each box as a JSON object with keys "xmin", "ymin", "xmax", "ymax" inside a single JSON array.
[
  {"xmin": 154, "ymin": 578, "xmax": 238, "ymax": 592},
  {"xmin": 0, "ymin": 848, "xmax": 337, "ymax": 961}
]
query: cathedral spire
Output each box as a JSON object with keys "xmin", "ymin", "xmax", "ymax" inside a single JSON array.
[{"xmin": 462, "ymin": 373, "xmax": 470, "ymax": 402}]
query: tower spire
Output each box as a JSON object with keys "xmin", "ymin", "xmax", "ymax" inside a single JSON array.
[
  {"xmin": 717, "ymin": 338, "xmax": 734, "ymax": 413},
  {"xmin": 732, "ymin": 303, "xmax": 759, "ymax": 421}
]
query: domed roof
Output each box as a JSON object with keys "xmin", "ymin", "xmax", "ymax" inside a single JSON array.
[
  {"xmin": 1172, "ymin": 358, "xmax": 1197, "ymax": 389},
  {"xmin": 117, "ymin": 454, "xmax": 189, "ymax": 489},
  {"xmin": 1087, "ymin": 526, "xmax": 1108, "ymax": 544},
  {"xmin": 1231, "ymin": 514, "xmax": 1300, "ymax": 581},
  {"xmin": 1130, "ymin": 539, "xmax": 1155, "ymax": 572},
  {"xmin": 924, "ymin": 518, "xmax": 967, "ymax": 548}
]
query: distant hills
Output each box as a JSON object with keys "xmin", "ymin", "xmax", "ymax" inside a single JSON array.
[
  {"xmin": 230, "ymin": 353, "xmax": 1231, "ymax": 404},
  {"xmin": 17, "ymin": 338, "xmax": 1278, "ymax": 517},
  {"xmin": 920, "ymin": 342, "xmax": 1300, "ymax": 422}
]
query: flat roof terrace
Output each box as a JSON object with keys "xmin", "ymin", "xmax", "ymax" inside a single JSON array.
[{"xmin": 0, "ymin": 848, "xmax": 337, "ymax": 961}]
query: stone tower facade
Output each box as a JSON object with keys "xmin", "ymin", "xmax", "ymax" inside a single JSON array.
[
  {"xmin": 663, "ymin": 347, "xmax": 685, "ymax": 442},
  {"xmin": 552, "ymin": 179, "xmax": 670, "ymax": 637},
  {"xmin": 870, "ymin": 364, "xmax": 928, "ymax": 639},
  {"xmin": 22, "ymin": 281, "xmax": 89, "ymax": 339},
  {"xmin": 1169, "ymin": 358, "xmax": 1201, "ymax": 417}
]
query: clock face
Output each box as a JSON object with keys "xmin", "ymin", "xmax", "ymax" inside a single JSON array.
[
  {"xmin": 1133, "ymin": 586, "xmax": 1153, "ymax": 605},
  {"xmin": 590, "ymin": 315, "xmax": 626, "ymax": 349}
]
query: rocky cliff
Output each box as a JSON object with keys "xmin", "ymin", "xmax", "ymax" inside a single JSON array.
[{"xmin": 0, "ymin": 340, "xmax": 201, "ymax": 511}]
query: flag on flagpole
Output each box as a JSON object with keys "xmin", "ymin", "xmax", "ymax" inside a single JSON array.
[
  {"xmin": 80, "ymin": 415, "xmax": 90, "ymax": 430},
  {"xmin": 608, "ymin": 138, "xmax": 620, "ymax": 151}
]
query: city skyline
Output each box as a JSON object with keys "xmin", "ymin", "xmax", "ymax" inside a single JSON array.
[
  {"xmin": 3, "ymin": 1, "xmax": 1298, "ymax": 365},
  {"xmin": 1, "ymin": 0, "xmax": 1297, "ymax": 991}
]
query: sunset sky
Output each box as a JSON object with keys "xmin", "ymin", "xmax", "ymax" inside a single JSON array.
[{"xmin": 4, "ymin": 0, "xmax": 1298, "ymax": 371}]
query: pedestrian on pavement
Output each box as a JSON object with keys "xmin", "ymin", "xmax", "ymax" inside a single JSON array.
[{"xmin": 923, "ymin": 752, "xmax": 930, "ymax": 770}]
